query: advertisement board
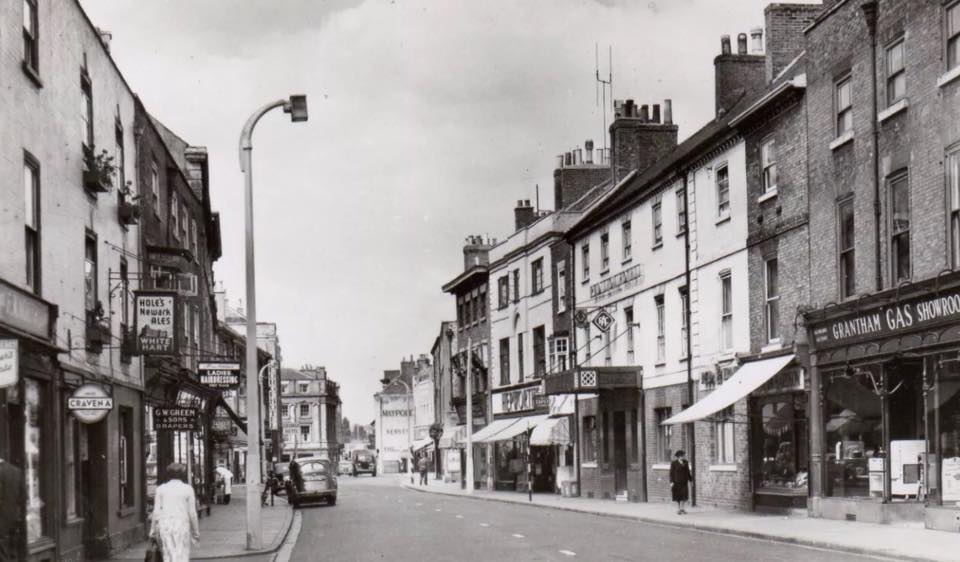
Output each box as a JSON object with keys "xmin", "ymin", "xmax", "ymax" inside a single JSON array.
[
  {"xmin": 154, "ymin": 406, "xmax": 199, "ymax": 431},
  {"xmin": 0, "ymin": 339, "xmax": 18, "ymax": 389},
  {"xmin": 198, "ymin": 362, "xmax": 241, "ymax": 389},
  {"xmin": 135, "ymin": 291, "xmax": 178, "ymax": 355},
  {"xmin": 379, "ymin": 394, "xmax": 411, "ymax": 461}
]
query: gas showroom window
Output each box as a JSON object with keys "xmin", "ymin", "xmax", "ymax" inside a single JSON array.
[{"xmin": 714, "ymin": 406, "xmax": 736, "ymax": 464}]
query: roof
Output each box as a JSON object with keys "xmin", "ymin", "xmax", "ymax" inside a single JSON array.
[
  {"xmin": 280, "ymin": 367, "xmax": 326, "ymax": 381},
  {"xmin": 442, "ymin": 264, "xmax": 488, "ymax": 294}
]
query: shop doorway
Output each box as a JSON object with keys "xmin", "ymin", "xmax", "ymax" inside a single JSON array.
[
  {"xmin": 82, "ymin": 420, "xmax": 109, "ymax": 558},
  {"xmin": 752, "ymin": 393, "xmax": 808, "ymax": 510},
  {"xmin": 613, "ymin": 411, "xmax": 628, "ymax": 493}
]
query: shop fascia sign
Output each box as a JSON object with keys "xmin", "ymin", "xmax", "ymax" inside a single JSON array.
[
  {"xmin": 154, "ymin": 406, "xmax": 200, "ymax": 431},
  {"xmin": 198, "ymin": 361, "xmax": 241, "ymax": 389},
  {"xmin": 135, "ymin": 291, "xmax": 178, "ymax": 356},
  {"xmin": 0, "ymin": 340, "xmax": 18, "ymax": 389},
  {"xmin": 67, "ymin": 383, "xmax": 114, "ymax": 424},
  {"xmin": 589, "ymin": 263, "xmax": 643, "ymax": 300},
  {"xmin": 813, "ymin": 286, "xmax": 960, "ymax": 347},
  {"xmin": 492, "ymin": 384, "xmax": 543, "ymax": 415},
  {"xmin": 0, "ymin": 278, "xmax": 53, "ymax": 341}
]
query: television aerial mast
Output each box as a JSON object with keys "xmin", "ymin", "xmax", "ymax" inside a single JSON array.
[{"xmin": 596, "ymin": 44, "xmax": 613, "ymax": 155}]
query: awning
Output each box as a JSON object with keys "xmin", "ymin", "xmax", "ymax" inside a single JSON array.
[
  {"xmin": 478, "ymin": 414, "xmax": 550, "ymax": 443},
  {"xmin": 530, "ymin": 417, "xmax": 570, "ymax": 446},
  {"xmin": 412, "ymin": 438, "xmax": 432, "ymax": 452},
  {"xmin": 469, "ymin": 418, "xmax": 518, "ymax": 443},
  {"xmin": 663, "ymin": 354, "xmax": 794, "ymax": 425}
]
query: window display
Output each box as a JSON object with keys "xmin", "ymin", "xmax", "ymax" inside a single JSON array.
[
  {"xmin": 824, "ymin": 367, "xmax": 883, "ymax": 498},
  {"xmin": 937, "ymin": 355, "xmax": 960, "ymax": 504},
  {"xmin": 23, "ymin": 379, "xmax": 45, "ymax": 543},
  {"xmin": 755, "ymin": 394, "xmax": 808, "ymax": 492}
]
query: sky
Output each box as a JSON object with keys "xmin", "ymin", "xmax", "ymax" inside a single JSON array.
[{"xmin": 79, "ymin": 0, "xmax": 815, "ymax": 428}]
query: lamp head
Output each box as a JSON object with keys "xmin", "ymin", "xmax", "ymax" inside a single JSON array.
[{"xmin": 284, "ymin": 94, "xmax": 308, "ymax": 122}]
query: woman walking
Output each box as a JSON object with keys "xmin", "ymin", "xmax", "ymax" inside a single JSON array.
[
  {"xmin": 150, "ymin": 463, "xmax": 200, "ymax": 562},
  {"xmin": 669, "ymin": 450, "xmax": 692, "ymax": 515}
]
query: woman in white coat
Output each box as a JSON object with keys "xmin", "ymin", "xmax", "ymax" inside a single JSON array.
[{"xmin": 150, "ymin": 463, "xmax": 200, "ymax": 562}]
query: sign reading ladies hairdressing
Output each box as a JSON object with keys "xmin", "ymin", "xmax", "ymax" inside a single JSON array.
[
  {"xmin": 813, "ymin": 286, "xmax": 960, "ymax": 347},
  {"xmin": 135, "ymin": 291, "xmax": 177, "ymax": 355},
  {"xmin": 198, "ymin": 362, "xmax": 241, "ymax": 389},
  {"xmin": 154, "ymin": 406, "xmax": 199, "ymax": 431}
]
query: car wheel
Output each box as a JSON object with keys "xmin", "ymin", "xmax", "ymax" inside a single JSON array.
[
  {"xmin": 372, "ymin": 470, "xmax": 377, "ymax": 477},
  {"xmin": 328, "ymin": 497, "xmax": 337, "ymax": 506}
]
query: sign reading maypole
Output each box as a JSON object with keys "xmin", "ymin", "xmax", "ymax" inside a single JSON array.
[{"xmin": 135, "ymin": 291, "xmax": 178, "ymax": 355}]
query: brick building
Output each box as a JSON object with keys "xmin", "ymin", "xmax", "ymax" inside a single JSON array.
[{"xmin": 279, "ymin": 367, "xmax": 341, "ymax": 463}]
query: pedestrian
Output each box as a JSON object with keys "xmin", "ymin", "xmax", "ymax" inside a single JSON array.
[
  {"xmin": 418, "ymin": 455, "xmax": 429, "ymax": 486},
  {"xmin": 150, "ymin": 463, "xmax": 200, "ymax": 562},
  {"xmin": 0, "ymin": 457, "xmax": 25, "ymax": 562},
  {"xmin": 670, "ymin": 450, "xmax": 692, "ymax": 515}
]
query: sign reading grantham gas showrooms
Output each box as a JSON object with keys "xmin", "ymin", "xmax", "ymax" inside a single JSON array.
[
  {"xmin": 814, "ymin": 286, "xmax": 960, "ymax": 347},
  {"xmin": 198, "ymin": 362, "xmax": 241, "ymax": 389}
]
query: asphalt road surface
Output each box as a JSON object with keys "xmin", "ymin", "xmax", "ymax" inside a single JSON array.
[{"xmin": 288, "ymin": 477, "xmax": 884, "ymax": 562}]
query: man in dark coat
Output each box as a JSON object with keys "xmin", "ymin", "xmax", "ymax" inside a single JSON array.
[
  {"xmin": 669, "ymin": 450, "xmax": 692, "ymax": 515},
  {"xmin": 0, "ymin": 458, "xmax": 25, "ymax": 562}
]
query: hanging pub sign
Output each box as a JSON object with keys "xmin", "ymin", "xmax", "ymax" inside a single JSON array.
[
  {"xmin": 0, "ymin": 339, "xmax": 18, "ymax": 389},
  {"xmin": 813, "ymin": 285, "xmax": 960, "ymax": 348},
  {"xmin": 67, "ymin": 384, "xmax": 114, "ymax": 424},
  {"xmin": 135, "ymin": 291, "xmax": 178, "ymax": 356},
  {"xmin": 198, "ymin": 361, "xmax": 241, "ymax": 389},
  {"xmin": 154, "ymin": 406, "xmax": 199, "ymax": 431}
]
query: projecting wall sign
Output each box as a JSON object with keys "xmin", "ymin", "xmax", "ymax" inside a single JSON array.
[{"xmin": 67, "ymin": 384, "xmax": 114, "ymax": 424}]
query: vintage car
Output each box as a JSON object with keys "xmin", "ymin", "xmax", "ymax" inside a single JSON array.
[
  {"xmin": 288, "ymin": 458, "xmax": 337, "ymax": 508},
  {"xmin": 338, "ymin": 459, "xmax": 353, "ymax": 475},
  {"xmin": 352, "ymin": 449, "xmax": 377, "ymax": 477}
]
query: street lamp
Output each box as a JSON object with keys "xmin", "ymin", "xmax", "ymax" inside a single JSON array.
[
  {"xmin": 239, "ymin": 95, "xmax": 307, "ymax": 551},
  {"xmin": 257, "ymin": 360, "xmax": 277, "ymax": 483},
  {"xmin": 380, "ymin": 376, "xmax": 414, "ymax": 485}
]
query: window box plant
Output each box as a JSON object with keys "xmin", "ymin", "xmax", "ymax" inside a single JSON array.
[
  {"xmin": 83, "ymin": 145, "xmax": 117, "ymax": 194},
  {"xmin": 86, "ymin": 303, "xmax": 111, "ymax": 352},
  {"xmin": 118, "ymin": 183, "xmax": 142, "ymax": 225}
]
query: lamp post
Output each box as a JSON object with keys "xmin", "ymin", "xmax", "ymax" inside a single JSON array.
[
  {"xmin": 380, "ymin": 376, "xmax": 413, "ymax": 484},
  {"xmin": 239, "ymin": 95, "xmax": 307, "ymax": 551},
  {"xmin": 257, "ymin": 360, "xmax": 277, "ymax": 483}
]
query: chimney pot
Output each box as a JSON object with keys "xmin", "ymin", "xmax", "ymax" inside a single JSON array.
[
  {"xmin": 663, "ymin": 99, "xmax": 673, "ymax": 125},
  {"xmin": 557, "ymin": 154, "xmax": 564, "ymax": 168},
  {"xmin": 585, "ymin": 140, "xmax": 594, "ymax": 164},
  {"xmin": 652, "ymin": 104, "xmax": 661, "ymax": 123},
  {"xmin": 565, "ymin": 152, "xmax": 572, "ymax": 165},
  {"xmin": 624, "ymin": 99, "xmax": 635, "ymax": 118},
  {"xmin": 750, "ymin": 27, "xmax": 763, "ymax": 54},
  {"xmin": 721, "ymin": 34, "xmax": 731, "ymax": 55},
  {"xmin": 575, "ymin": 149, "xmax": 582, "ymax": 165},
  {"xmin": 737, "ymin": 33, "xmax": 748, "ymax": 55},
  {"xmin": 639, "ymin": 104, "xmax": 649, "ymax": 122}
]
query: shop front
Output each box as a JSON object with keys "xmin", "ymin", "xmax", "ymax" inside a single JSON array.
[
  {"xmin": 0, "ymin": 278, "xmax": 60, "ymax": 562},
  {"xmin": 544, "ymin": 367, "xmax": 644, "ymax": 501},
  {"xmin": 529, "ymin": 394, "xmax": 575, "ymax": 495},
  {"xmin": 805, "ymin": 274, "xmax": 960, "ymax": 530}
]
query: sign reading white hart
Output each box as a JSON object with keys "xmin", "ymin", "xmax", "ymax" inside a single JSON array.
[{"xmin": 135, "ymin": 291, "xmax": 177, "ymax": 355}]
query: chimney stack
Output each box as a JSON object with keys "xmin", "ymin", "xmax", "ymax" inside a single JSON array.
[
  {"xmin": 651, "ymin": 104, "xmax": 661, "ymax": 123},
  {"xmin": 624, "ymin": 99, "xmax": 635, "ymax": 118},
  {"xmin": 720, "ymin": 34, "xmax": 732, "ymax": 55},
  {"xmin": 750, "ymin": 27, "xmax": 763, "ymax": 54},
  {"xmin": 610, "ymin": 96, "xmax": 679, "ymax": 182},
  {"xmin": 639, "ymin": 104, "xmax": 649, "ymax": 122},
  {"xmin": 737, "ymin": 33, "xmax": 748, "ymax": 55},
  {"xmin": 764, "ymin": 4, "xmax": 822, "ymax": 82},
  {"xmin": 565, "ymin": 152, "xmax": 572, "ymax": 166},
  {"xmin": 663, "ymin": 99, "xmax": 673, "ymax": 125},
  {"xmin": 462, "ymin": 235, "xmax": 491, "ymax": 270},
  {"xmin": 514, "ymin": 200, "xmax": 536, "ymax": 231},
  {"xmin": 585, "ymin": 139, "xmax": 594, "ymax": 164}
]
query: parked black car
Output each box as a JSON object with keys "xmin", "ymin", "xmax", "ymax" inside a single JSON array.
[{"xmin": 352, "ymin": 449, "xmax": 377, "ymax": 477}]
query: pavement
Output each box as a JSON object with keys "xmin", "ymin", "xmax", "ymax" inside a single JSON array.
[
  {"xmin": 400, "ymin": 476, "xmax": 960, "ymax": 562},
  {"xmin": 111, "ymin": 485, "xmax": 293, "ymax": 561},
  {"xmin": 284, "ymin": 475, "xmax": 883, "ymax": 562}
]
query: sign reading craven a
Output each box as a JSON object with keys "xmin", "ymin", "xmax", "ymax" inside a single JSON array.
[
  {"xmin": 813, "ymin": 286, "xmax": 960, "ymax": 347},
  {"xmin": 154, "ymin": 406, "xmax": 199, "ymax": 431},
  {"xmin": 67, "ymin": 384, "xmax": 114, "ymax": 424},
  {"xmin": 198, "ymin": 362, "xmax": 241, "ymax": 389},
  {"xmin": 135, "ymin": 291, "xmax": 177, "ymax": 355}
]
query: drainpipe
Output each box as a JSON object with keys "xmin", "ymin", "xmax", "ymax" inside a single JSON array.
[
  {"xmin": 681, "ymin": 169, "xmax": 696, "ymax": 507},
  {"xmin": 570, "ymin": 241, "xmax": 581, "ymax": 497},
  {"xmin": 861, "ymin": 0, "xmax": 883, "ymax": 292}
]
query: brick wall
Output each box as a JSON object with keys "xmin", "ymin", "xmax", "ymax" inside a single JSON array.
[
  {"xmin": 644, "ymin": 383, "xmax": 689, "ymax": 502},
  {"xmin": 554, "ymin": 165, "xmax": 611, "ymax": 210},
  {"xmin": 714, "ymin": 54, "xmax": 766, "ymax": 117},
  {"xmin": 693, "ymin": 397, "xmax": 752, "ymax": 510},
  {"xmin": 764, "ymin": 4, "xmax": 823, "ymax": 82},
  {"xmin": 610, "ymin": 113, "xmax": 678, "ymax": 184}
]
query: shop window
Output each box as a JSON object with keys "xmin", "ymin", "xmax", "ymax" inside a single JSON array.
[
  {"xmin": 144, "ymin": 406, "xmax": 158, "ymax": 505},
  {"xmin": 890, "ymin": 174, "xmax": 910, "ymax": 282},
  {"xmin": 582, "ymin": 416, "xmax": 597, "ymax": 462},
  {"xmin": 824, "ymin": 366, "xmax": 883, "ymax": 498},
  {"xmin": 655, "ymin": 407, "xmax": 673, "ymax": 462},
  {"xmin": 936, "ymin": 354, "xmax": 960, "ymax": 505},
  {"xmin": 499, "ymin": 338, "xmax": 510, "ymax": 386},
  {"xmin": 120, "ymin": 406, "xmax": 134, "ymax": 507},
  {"xmin": 838, "ymin": 198, "xmax": 856, "ymax": 298},
  {"xmin": 714, "ymin": 406, "xmax": 736, "ymax": 464},
  {"xmin": 24, "ymin": 378, "xmax": 47, "ymax": 543},
  {"xmin": 531, "ymin": 259, "xmax": 544, "ymax": 294},
  {"xmin": 517, "ymin": 332, "xmax": 525, "ymax": 382},
  {"xmin": 755, "ymin": 394, "xmax": 808, "ymax": 491},
  {"xmin": 556, "ymin": 261, "xmax": 567, "ymax": 313},
  {"xmin": 64, "ymin": 414, "xmax": 81, "ymax": 520},
  {"xmin": 655, "ymin": 295, "xmax": 665, "ymax": 363}
]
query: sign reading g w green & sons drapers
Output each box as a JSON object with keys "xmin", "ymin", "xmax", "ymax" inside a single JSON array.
[
  {"xmin": 812, "ymin": 286, "xmax": 960, "ymax": 348},
  {"xmin": 135, "ymin": 291, "xmax": 178, "ymax": 355},
  {"xmin": 154, "ymin": 406, "xmax": 199, "ymax": 431}
]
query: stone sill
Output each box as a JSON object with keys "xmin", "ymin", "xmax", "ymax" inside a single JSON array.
[
  {"xmin": 760, "ymin": 341, "xmax": 783, "ymax": 353},
  {"xmin": 757, "ymin": 188, "xmax": 778, "ymax": 204},
  {"xmin": 21, "ymin": 61, "xmax": 43, "ymax": 88},
  {"xmin": 829, "ymin": 131, "xmax": 854, "ymax": 151},
  {"xmin": 878, "ymin": 98, "xmax": 908, "ymax": 124},
  {"xmin": 709, "ymin": 464, "xmax": 739, "ymax": 472},
  {"xmin": 715, "ymin": 212, "xmax": 731, "ymax": 226},
  {"xmin": 652, "ymin": 463, "xmax": 671, "ymax": 470},
  {"xmin": 937, "ymin": 65, "xmax": 960, "ymax": 89},
  {"xmin": 651, "ymin": 242, "xmax": 663, "ymax": 251}
]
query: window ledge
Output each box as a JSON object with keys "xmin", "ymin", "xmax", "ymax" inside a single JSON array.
[
  {"xmin": 599, "ymin": 268, "xmax": 610, "ymax": 277},
  {"xmin": 621, "ymin": 257, "xmax": 633, "ymax": 266},
  {"xmin": 878, "ymin": 98, "xmax": 908, "ymax": 124},
  {"xmin": 64, "ymin": 516, "xmax": 85, "ymax": 527},
  {"xmin": 709, "ymin": 464, "xmax": 739, "ymax": 472},
  {"xmin": 715, "ymin": 213, "xmax": 731, "ymax": 226},
  {"xmin": 654, "ymin": 361, "xmax": 666, "ymax": 367},
  {"xmin": 829, "ymin": 131, "xmax": 854, "ymax": 151},
  {"xmin": 652, "ymin": 463, "xmax": 671, "ymax": 470},
  {"xmin": 676, "ymin": 229, "xmax": 687, "ymax": 238},
  {"xmin": 581, "ymin": 278, "xmax": 590, "ymax": 285},
  {"xmin": 581, "ymin": 462, "xmax": 598, "ymax": 469},
  {"xmin": 761, "ymin": 341, "xmax": 782, "ymax": 353},
  {"xmin": 937, "ymin": 65, "xmax": 960, "ymax": 88},
  {"xmin": 757, "ymin": 188, "xmax": 778, "ymax": 204},
  {"xmin": 117, "ymin": 505, "xmax": 138, "ymax": 518},
  {"xmin": 21, "ymin": 61, "xmax": 43, "ymax": 88},
  {"xmin": 651, "ymin": 241, "xmax": 663, "ymax": 250}
]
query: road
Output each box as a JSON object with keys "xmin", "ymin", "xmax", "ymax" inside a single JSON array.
[{"xmin": 287, "ymin": 477, "xmax": 884, "ymax": 562}]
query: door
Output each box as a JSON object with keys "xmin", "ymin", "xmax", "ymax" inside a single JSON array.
[
  {"xmin": 613, "ymin": 411, "xmax": 628, "ymax": 493},
  {"xmin": 82, "ymin": 420, "xmax": 109, "ymax": 558}
]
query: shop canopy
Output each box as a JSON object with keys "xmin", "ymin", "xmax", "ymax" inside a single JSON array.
[
  {"xmin": 412, "ymin": 438, "xmax": 433, "ymax": 453},
  {"xmin": 469, "ymin": 418, "xmax": 518, "ymax": 443},
  {"xmin": 663, "ymin": 354, "xmax": 795, "ymax": 425},
  {"xmin": 530, "ymin": 417, "xmax": 570, "ymax": 446},
  {"xmin": 477, "ymin": 414, "xmax": 551, "ymax": 443}
]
